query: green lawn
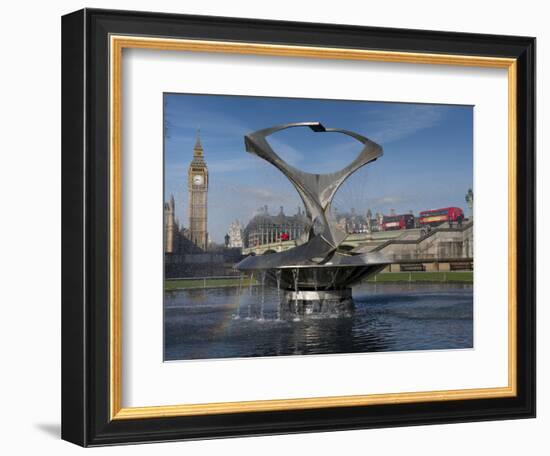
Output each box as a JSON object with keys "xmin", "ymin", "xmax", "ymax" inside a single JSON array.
[
  {"xmin": 366, "ymin": 271, "xmax": 473, "ymax": 283},
  {"xmin": 164, "ymin": 271, "xmax": 472, "ymax": 290},
  {"xmin": 165, "ymin": 277, "xmax": 257, "ymax": 290}
]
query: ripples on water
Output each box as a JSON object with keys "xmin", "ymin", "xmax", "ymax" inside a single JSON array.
[{"xmin": 164, "ymin": 283, "xmax": 473, "ymax": 361}]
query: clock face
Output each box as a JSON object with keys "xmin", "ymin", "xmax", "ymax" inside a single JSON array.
[{"xmin": 193, "ymin": 174, "xmax": 203, "ymax": 185}]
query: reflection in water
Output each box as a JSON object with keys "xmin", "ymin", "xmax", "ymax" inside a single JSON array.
[{"xmin": 164, "ymin": 283, "xmax": 473, "ymax": 361}]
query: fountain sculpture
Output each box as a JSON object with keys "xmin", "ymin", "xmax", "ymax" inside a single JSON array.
[{"xmin": 235, "ymin": 122, "xmax": 390, "ymax": 317}]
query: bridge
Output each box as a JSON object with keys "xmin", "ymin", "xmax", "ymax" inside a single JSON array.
[
  {"xmin": 241, "ymin": 227, "xmax": 409, "ymax": 255},
  {"xmin": 241, "ymin": 221, "xmax": 474, "ymax": 272}
]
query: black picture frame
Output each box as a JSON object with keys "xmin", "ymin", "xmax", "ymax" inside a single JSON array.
[{"xmin": 62, "ymin": 8, "xmax": 535, "ymax": 447}]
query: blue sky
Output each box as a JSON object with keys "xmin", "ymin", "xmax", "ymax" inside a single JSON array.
[{"xmin": 164, "ymin": 94, "xmax": 473, "ymax": 244}]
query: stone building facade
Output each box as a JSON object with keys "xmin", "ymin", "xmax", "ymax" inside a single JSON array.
[
  {"xmin": 164, "ymin": 195, "xmax": 203, "ymax": 255},
  {"xmin": 243, "ymin": 206, "xmax": 308, "ymax": 248},
  {"xmin": 164, "ymin": 195, "xmax": 177, "ymax": 253},
  {"xmin": 188, "ymin": 133, "xmax": 209, "ymax": 251},
  {"xmin": 227, "ymin": 220, "xmax": 244, "ymax": 248},
  {"xmin": 334, "ymin": 208, "xmax": 371, "ymax": 234}
]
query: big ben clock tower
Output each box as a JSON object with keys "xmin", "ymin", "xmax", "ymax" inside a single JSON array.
[{"xmin": 188, "ymin": 131, "xmax": 209, "ymax": 250}]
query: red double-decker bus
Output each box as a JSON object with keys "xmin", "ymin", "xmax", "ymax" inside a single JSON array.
[
  {"xmin": 381, "ymin": 214, "xmax": 415, "ymax": 231},
  {"xmin": 419, "ymin": 207, "xmax": 464, "ymax": 227}
]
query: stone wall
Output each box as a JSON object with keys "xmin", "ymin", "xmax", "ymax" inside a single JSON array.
[
  {"xmin": 164, "ymin": 250, "xmax": 245, "ymax": 278},
  {"xmin": 373, "ymin": 223, "xmax": 474, "ymax": 262}
]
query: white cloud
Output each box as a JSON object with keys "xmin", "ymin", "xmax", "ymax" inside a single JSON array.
[
  {"xmin": 265, "ymin": 137, "xmax": 304, "ymax": 166},
  {"xmin": 364, "ymin": 104, "xmax": 446, "ymax": 144},
  {"xmin": 207, "ymin": 156, "xmax": 262, "ymax": 173}
]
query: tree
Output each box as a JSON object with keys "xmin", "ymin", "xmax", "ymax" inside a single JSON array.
[{"xmin": 465, "ymin": 188, "xmax": 474, "ymax": 216}]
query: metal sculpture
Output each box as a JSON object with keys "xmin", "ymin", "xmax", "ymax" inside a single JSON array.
[{"xmin": 235, "ymin": 122, "xmax": 390, "ymax": 315}]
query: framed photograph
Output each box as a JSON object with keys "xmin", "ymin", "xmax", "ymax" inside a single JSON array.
[{"xmin": 61, "ymin": 8, "xmax": 535, "ymax": 446}]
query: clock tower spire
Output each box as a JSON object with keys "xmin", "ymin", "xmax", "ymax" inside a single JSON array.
[{"xmin": 188, "ymin": 129, "xmax": 209, "ymax": 250}]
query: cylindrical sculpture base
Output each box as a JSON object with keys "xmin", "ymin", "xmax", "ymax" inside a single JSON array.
[{"xmin": 281, "ymin": 288, "xmax": 354, "ymax": 316}]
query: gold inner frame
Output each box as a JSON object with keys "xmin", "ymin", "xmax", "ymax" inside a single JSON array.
[{"xmin": 109, "ymin": 35, "xmax": 518, "ymax": 420}]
